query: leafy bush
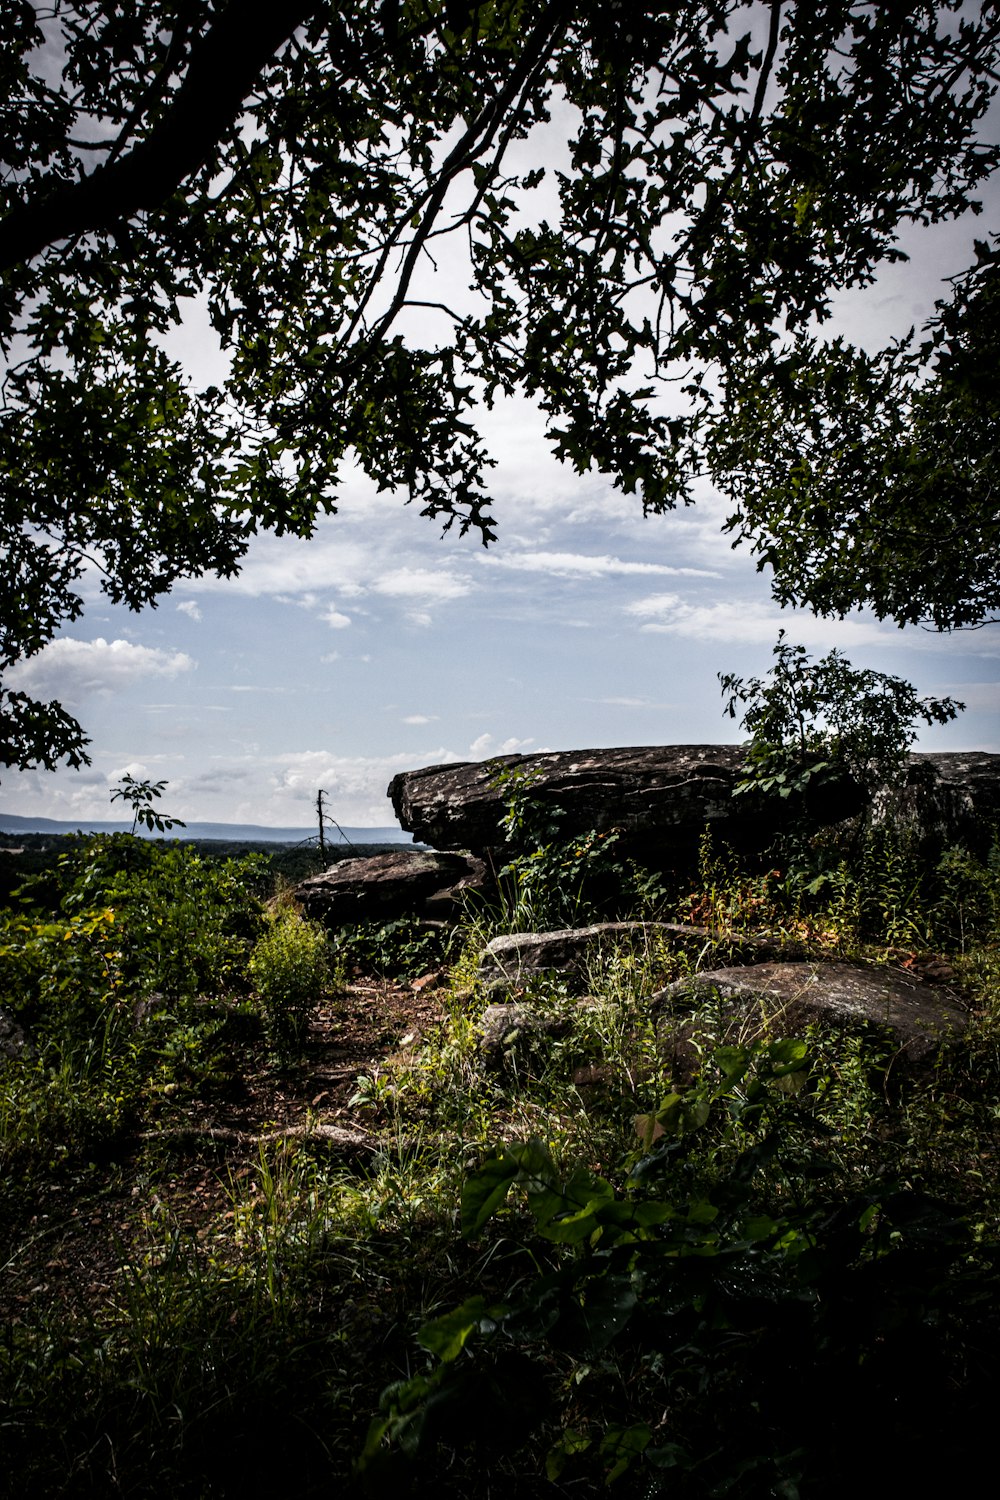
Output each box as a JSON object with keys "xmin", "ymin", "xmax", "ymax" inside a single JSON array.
[
  {"xmin": 14, "ymin": 834, "xmax": 266, "ymax": 1005},
  {"xmin": 719, "ymin": 634, "xmax": 962, "ymax": 832},
  {"xmin": 0, "ymin": 906, "xmax": 118, "ymax": 1034},
  {"xmin": 489, "ymin": 763, "xmax": 665, "ymax": 931},
  {"xmin": 0, "ymin": 1016, "xmax": 145, "ymax": 1165},
  {"xmin": 249, "ymin": 908, "xmax": 330, "ymax": 1061},
  {"xmin": 0, "ymin": 833, "xmax": 267, "ymax": 1167},
  {"xmin": 361, "ymin": 1035, "xmax": 1000, "ymax": 1496},
  {"xmin": 331, "ymin": 914, "xmax": 451, "ymax": 980}
]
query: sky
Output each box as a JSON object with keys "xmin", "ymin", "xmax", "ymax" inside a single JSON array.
[{"xmin": 4, "ymin": 35, "xmax": 999, "ymax": 831}]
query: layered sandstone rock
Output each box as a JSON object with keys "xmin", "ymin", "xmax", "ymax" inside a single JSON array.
[{"xmin": 297, "ymin": 848, "xmax": 485, "ymax": 926}]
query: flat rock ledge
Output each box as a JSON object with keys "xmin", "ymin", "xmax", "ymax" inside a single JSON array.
[
  {"xmin": 654, "ymin": 961, "xmax": 969, "ymax": 1064},
  {"xmin": 390, "ymin": 746, "xmax": 777, "ymax": 867},
  {"xmin": 297, "ymin": 848, "xmax": 485, "ymax": 926},
  {"xmin": 389, "ymin": 746, "xmax": 1000, "ymax": 868},
  {"xmin": 477, "ymin": 922, "xmax": 810, "ymax": 995},
  {"xmin": 479, "ymin": 922, "xmax": 692, "ymax": 994}
]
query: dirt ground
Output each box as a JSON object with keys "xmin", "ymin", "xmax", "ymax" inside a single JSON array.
[{"xmin": 0, "ymin": 974, "xmax": 446, "ymax": 1322}]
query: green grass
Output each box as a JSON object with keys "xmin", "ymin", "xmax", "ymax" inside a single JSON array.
[{"xmin": 2, "ymin": 827, "xmax": 1000, "ymax": 1496}]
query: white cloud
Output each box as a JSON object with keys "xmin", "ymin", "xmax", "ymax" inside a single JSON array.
[
  {"xmin": 8, "ymin": 638, "xmax": 194, "ymax": 698},
  {"xmin": 403, "ymin": 714, "xmax": 438, "ymax": 725},
  {"xmin": 321, "ymin": 608, "xmax": 352, "ymax": 629},
  {"xmin": 176, "ymin": 600, "xmax": 202, "ymax": 622},
  {"xmin": 256, "ymin": 745, "xmax": 463, "ymax": 823},
  {"xmin": 623, "ymin": 594, "xmax": 894, "ymax": 649},
  {"xmin": 372, "ymin": 567, "xmax": 472, "ymax": 603},
  {"xmin": 319, "ymin": 651, "xmax": 341, "ymax": 663},
  {"xmin": 482, "ymin": 550, "xmax": 720, "ymax": 580},
  {"xmin": 469, "ymin": 732, "xmax": 535, "ymax": 757},
  {"xmin": 185, "ymin": 532, "xmax": 379, "ymax": 598},
  {"xmin": 107, "ymin": 759, "xmax": 153, "ymax": 786},
  {"xmin": 590, "ymin": 696, "xmax": 673, "ymax": 708}
]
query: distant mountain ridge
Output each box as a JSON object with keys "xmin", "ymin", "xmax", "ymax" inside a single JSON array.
[{"xmin": 0, "ymin": 812, "xmax": 412, "ymax": 844}]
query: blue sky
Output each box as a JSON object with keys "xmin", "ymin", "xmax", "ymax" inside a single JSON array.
[{"xmin": 4, "ymin": 81, "xmax": 999, "ymax": 830}]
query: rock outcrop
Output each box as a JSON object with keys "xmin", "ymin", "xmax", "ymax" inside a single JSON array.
[
  {"xmin": 389, "ymin": 747, "xmax": 1000, "ymax": 868},
  {"xmin": 477, "ymin": 921, "xmax": 809, "ymax": 995},
  {"xmin": 655, "ymin": 960, "xmax": 968, "ymax": 1064},
  {"xmin": 297, "ymin": 849, "xmax": 485, "ymax": 927},
  {"xmin": 477, "ymin": 1001, "xmax": 582, "ymax": 1068},
  {"xmin": 388, "ymin": 745, "xmax": 798, "ymax": 867},
  {"xmin": 876, "ymin": 752, "xmax": 1000, "ymax": 856},
  {"xmin": 479, "ymin": 922, "xmax": 691, "ymax": 994}
]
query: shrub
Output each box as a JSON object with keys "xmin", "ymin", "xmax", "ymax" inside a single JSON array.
[
  {"xmin": 719, "ymin": 632, "xmax": 963, "ymax": 800},
  {"xmin": 249, "ymin": 909, "xmax": 330, "ymax": 1061},
  {"xmin": 489, "ymin": 763, "xmax": 665, "ymax": 931},
  {"xmin": 331, "ymin": 914, "xmax": 450, "ymax": 980},
  {"xmin": 14, "ymin": 834, "xmax": 266, "ymax": 1004}
]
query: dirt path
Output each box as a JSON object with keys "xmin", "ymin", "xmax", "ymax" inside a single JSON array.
[{"xmin": 1, "ymin": 975, "xmax": 447, "ymax": 1321}]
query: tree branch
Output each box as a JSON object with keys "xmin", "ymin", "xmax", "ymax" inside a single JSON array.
[{"xmin": 0, "ymin": 0, "xmax": 319, "ymax": 275}]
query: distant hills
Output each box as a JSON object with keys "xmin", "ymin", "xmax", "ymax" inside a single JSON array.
[{"xmin": 0, "ymin": 812, "xmax": 413, "ymax": 845}]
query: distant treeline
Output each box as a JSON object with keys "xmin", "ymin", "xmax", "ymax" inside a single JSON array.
[{"xmin": 0, "ymin": 833, "xmax": 403, "ymax": 906}]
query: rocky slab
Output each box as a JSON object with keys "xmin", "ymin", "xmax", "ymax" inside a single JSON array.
[
  {"xmin": 478, "ymin": 922, "xmax": 692, "ymax": 994},
  {"xmin": 388, "ymin": 747, "xmax": 1000, "ymax": 867},
  {"xmin": 655, "ymin": 960, "xmax": 969, "ymax": 1063},
  {"xmin": 479, "ymin": 912, "xmax": 821, "ymax": 996},
  {"xmin": 297, "ymin": 849, "xmax": 485, "ymax": 926},
  {"xmin": 389, "ymin": 746, "xmax": 778, "ymax": 865},
  {"xmin": 476, "ymin": 921, "xmax": 809, "ymax": 995}
]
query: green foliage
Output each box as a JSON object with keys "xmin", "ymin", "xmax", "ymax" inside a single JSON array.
[
  {"xmin": 12, "ymin": 833, "xmax": 267, "ymax": 1007},
  {"xmin": 0, "ymin": 1197, "xmax": 354, "ymax": 1498},
  {"xmin": 3, "ymin": 4, "xmax": 999, "ymax": 767},
  {"xmin": 0, "ymin": 830, "xmax": 266, "ymax": 1167},
  {"xmin": 689, "ymin": 822, "xmax": 1000, "ymax": 953},
  {"xmin": 109, "ymin": 773, "xmax": 186, "ymax": 835},
  {"xmin": 489, "ymin": 763, "xmax": 665, "ymax": 931},
  {"xmin": 720, "ymin": 631, "xmax": 963, "ymax": 803},
  {"xmin": 0, "ymin": 1008, "xmax": 146, "ymax": 1165},
  {"xmin": 249, "ymin": 907, "xmax": 330, "ymax": 1061},
  {"xmin": 0, "ymin": 905, "xmax": 118, "ymax": 1033},
  {"xmin": 332, "ymin": 914, "xmax": 451, "ymax": 980},
  {"xmin": 362, "ymin": 1017, "xmax": 1000, "ymax": 1493},
  {"xmin": 3, "ymin": 770, "xmax": 1000, "ymax": 1496},
  {"xmin": 715, "ymin": 241, "xmax": 1000, "ymax": 630},
  {"xmin": 934, "ymin": 841, "xmax": 1000, "ymax": 950}
]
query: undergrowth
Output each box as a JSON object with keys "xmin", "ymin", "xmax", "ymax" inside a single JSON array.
[{"xmin": 1, "ymin": 806, "xmax": 999, "ymax": 1498}]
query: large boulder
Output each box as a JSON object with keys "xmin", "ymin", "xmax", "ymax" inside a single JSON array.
[
  {"xmin": 655, "ymin": 960, "xmax": 969, "ymax": 1064},
  {"xmin": 297, "ymin": 849, "xmax": 485, "ymax": 927},
  {"xmin": 879, "ymin": 752, "xmax": 1000, "ymax": 857},
  {"xmin": 478, "ymin": 922, "xmax": 695, "ymax": 995},
  {"xmin": 388, "ymin": 747, "xmax": 1000, "ymax": 868},
  {"xmin": 388, "ymin": 745, "xmax": 798, "ymax": 867}
]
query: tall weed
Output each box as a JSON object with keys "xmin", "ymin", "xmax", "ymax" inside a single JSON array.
[{"xmin": 249, "ymin": 906, "xmax": 330, "ymax": 1061}]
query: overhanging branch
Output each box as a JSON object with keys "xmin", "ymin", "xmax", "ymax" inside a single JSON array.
[{"xmin": 0, "ymin": 0, "xmax": 320, "ymax": 275}]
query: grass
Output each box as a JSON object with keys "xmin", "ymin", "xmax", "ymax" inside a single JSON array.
[{"xmin": 1, "ymin": 826, "xmax": 999, "ymax": 1495}]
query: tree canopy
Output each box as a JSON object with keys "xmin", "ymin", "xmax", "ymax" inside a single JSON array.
[{"xmin": 2, "ymin": 0, "xmax": 998, "ymax": 770}]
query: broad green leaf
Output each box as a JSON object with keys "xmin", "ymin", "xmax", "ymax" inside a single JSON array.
[
  {"xmin": 714, "ymin": 1046, "xmax": 751, "ymax": 1083},
  {"xmin": 417, "ymin": 1296, "xmax": 493, "ymax": 1362},
  {"xmin": 601, "ymin": 1421, "xmax": 651, "ymax": 1483},
  {"xmin": 461, "ymin": 1151, "xmax": 519, "ymax": 1237}
]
